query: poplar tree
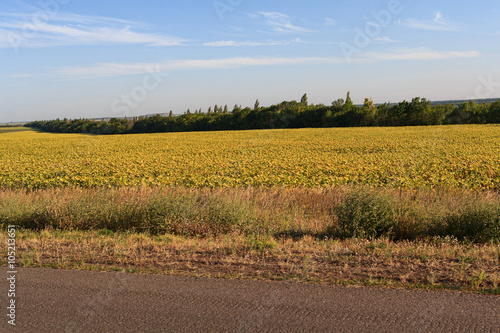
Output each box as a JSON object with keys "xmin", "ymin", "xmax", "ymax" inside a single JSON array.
[{"xmin": 301, "ymin": 93, "xmax": 308, "ymax": 106}]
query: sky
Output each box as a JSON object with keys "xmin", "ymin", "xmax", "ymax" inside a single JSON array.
[{"xmin": 1, "ymin": 0, "xmax": 500, "ymax": 122}]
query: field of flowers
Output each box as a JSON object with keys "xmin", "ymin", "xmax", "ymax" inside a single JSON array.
[{"xmin": 1, "ymin": 125, "xmax": 500, "ymax": 190}]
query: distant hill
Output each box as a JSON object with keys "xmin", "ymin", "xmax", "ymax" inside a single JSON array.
[
  {"xmin": 0, "ymin": 122, "xmax": 27, "ymax": 127},
  {"xmin": 87, "ymin": 113, "xmax": 171, "ymax": 122},
  {"xmin": 369, "ymin": 98, "xmax": 500, "ymax": 107}
]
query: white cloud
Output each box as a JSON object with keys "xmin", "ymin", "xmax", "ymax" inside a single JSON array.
[
  {"xmin": 324, "ymin": 18, "xmax": 336, "ymax": 27},
  {"xmin": 0, "ymin": 11, "xmax": 184, "ymax": 48},
  {"xmin": 203, "ymin": 40, "xmax": 289, "ymax": 47},
  {"xmin": 203, "ymin": 40, "xmax": 239, "ymax": 47},
  {"xmin": 433, "ymin": 12, "xmax": 446, "ymax": 25},
  {"xmin": 52, "ymin": 48, "xmax": 481, "ymax": 81},
  {"xmin": 2, "ymin": 82, "xmax": 27, "ymax": 87},
  {"xmin": 258, "ymin": 12, "xmax": 313, "ymax": 33},
  {"xmin": 4, "ymin": 73, "xmax": 32, "ymax": 78},
  {"xmin": 398, "ymin": 12, "xmax": 461, "ymax": 31},
  {"xmin": 364, "ymin": 48, "xmax": 479, "ymax": 61},
  {"xmin": 53, "ymin": 57, "xmax": 348, "ymax": 80},
  {"xmin": 373, "ymin": 36, "xmax": 401, "ymax": 43}
]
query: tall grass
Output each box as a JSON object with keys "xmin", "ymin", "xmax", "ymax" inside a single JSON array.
[
  {"xmin": 1, "ymin": 186, "xmax": 499, "ymax": 242},
  {"xmin": 0, "ymin": 188, "xmax": 263, "ymax": 237},
  {"xmin": 326, "ymin": 187, "xmax": 500, "ymax": 242}
]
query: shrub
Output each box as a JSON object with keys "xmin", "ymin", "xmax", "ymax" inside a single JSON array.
[
  {"xmin": 443, "ymin": 203, "xmax": 500, "ymax": 243},
  {"xmin": 328, "ymin": 188, "xmax": 398, "ymax": 239},
  {"xmin": 160, "ymin": 193, "xmax": 258, "ymax": 237}
]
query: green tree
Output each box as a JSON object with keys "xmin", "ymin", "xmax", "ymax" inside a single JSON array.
[
  {"xmin": 301, "ymin": 93, "xmax": 308, "ymax": 107},
  {"xmin": 254, "ymin": 99, "xmax": 260, "ymax": 110},
  {"xmin": 343, "ymin": 91, "xmax": 353, "ymax": 111},
  {"xmin": 332, "ymin": 98, "xmax": 344, "ymax": 107},
  {"xmin": 360, "ymin": 98, "xmax": 376, "ymax": 126},
  {"xmin": 406, "ymin": 97, "xmax": 432, "ymax": 125},
  {"xmin": 488, "ymin": 101, "xmax": 500, "ymax": 123}
]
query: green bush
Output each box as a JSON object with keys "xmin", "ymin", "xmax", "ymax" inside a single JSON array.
[
  {"xmin": 328, "ymin": 188, "xmax": 399, "ymax": 239},
  {"xmin": 442, "ymin": 203, "xmax": 500, "ymax": 242},
  {"xmin": 160, "ymin": 193, "xmax": 258, "ymax": 236}
]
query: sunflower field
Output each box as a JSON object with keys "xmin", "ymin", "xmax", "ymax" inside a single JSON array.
[{"xmin": 1, "ymin": 125, "xmax": 499, "ymax": 190}]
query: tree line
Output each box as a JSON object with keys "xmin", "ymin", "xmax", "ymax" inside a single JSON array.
[{"xmin": 25, "ymin": 93, "xmax": 500, "ymax": 135}]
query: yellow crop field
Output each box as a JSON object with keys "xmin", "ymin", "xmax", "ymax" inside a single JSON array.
[{"xmin": 1, "ymin": 125, "xmax": 500, "ymax": 189}]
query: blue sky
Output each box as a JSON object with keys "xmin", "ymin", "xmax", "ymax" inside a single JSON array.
[{"xmin": 1, "ymin": 0, "xmax": 500, "ymax": 122}]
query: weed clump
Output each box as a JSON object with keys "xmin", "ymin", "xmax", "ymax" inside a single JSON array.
[
  {"xmin": 325, "ymin": 187, "xmax": 500, "ymax": 243},
  {"xmin": 328, "ymin": 188, "xmax": 398, "ymax": 239}
]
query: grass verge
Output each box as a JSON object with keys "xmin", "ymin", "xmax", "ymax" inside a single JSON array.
[
  {"xmin": 1, "ymin": 186, "xmax": 499, "ymax": 242},
  {"xmin": 1, "ymin": 229, "xmax": 498, "ymax": 294},
  {"xmin": 0, "ymin": 186, "xmax": 498, "ymax": 293}
]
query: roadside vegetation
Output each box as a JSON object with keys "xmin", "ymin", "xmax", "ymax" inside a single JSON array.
[
  {"xmin": 1, "ymin": 186, "xmax": 499, "ymax": 242},
  {"xmin": 1, "ymin": 186, "xmax": 499, "ymax": 293}
]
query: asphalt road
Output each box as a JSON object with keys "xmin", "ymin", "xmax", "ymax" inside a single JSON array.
[{"xmin": 1, "ymin": 267, "xmax": 499, "ymax": 332}]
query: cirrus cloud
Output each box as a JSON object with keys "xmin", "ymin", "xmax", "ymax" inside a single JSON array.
[
  {"xmin": 398, "ymin": 11, "xmax": 462, "ymax": 31},
  {"xmin": 0, "ymin": 11, "xmax": 185, "ymax": 48},
  {"xmin": 203, "ymin": 40, "xmax": 289, "ymax": 47},
  {"xmin": 256, "ymin": 11, "xmax": 314, "ymax": 33},
  {"xmin": 51, "ymin": 49, "xmax": 481, "ymax": 81}
]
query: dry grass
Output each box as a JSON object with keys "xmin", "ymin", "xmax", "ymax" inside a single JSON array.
[
  {"xmin": 1, "ymin": 186, "xmax": 499, "ymax": 293},
  {"xmin": 1, "ymin": 186, "xmax": 499, "ymax": 241},
  {"xmin": 1, "ymin": 229, "xmax": 498, "ymax": 293}
]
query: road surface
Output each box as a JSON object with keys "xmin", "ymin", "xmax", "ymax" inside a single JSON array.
[{"xmin": 1, "ymin": 267, "xmax": 499, "ymax": 332}]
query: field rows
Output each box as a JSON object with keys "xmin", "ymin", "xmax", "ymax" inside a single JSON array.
[{"xmin": 1, "ymin": 125, "xmax": 500, "ymax": 189}]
